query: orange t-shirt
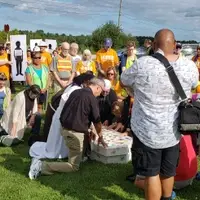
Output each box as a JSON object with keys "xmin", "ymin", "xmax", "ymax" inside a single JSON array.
[
  {"xmin": 96, "ymin": 48, "xmax": 119, "ymax": 72},
  {"xmin": 41, "ymin": 52, "xmax": 52, "ymax": 67},
  {"xmin": 0, "ymin": 53, "xmax": 10, "ymax": 79}
]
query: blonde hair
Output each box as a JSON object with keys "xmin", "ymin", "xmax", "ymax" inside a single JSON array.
[
  {"xmin": 106, "ymin": 67, "xmax": 118, "ymax": 86},
  {"xmin": 70, "ymin": 43, "xmax": 79, "ymax": 49},
  {"xmin": 106, "ymin": 67, "xmax": 117, "ymax": 79},
  {"xmin": 83, "ymin": 49, "xmax": 91, "ymax": 56}
]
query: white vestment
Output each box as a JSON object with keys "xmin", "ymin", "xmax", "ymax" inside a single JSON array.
[{"xmin": 29, "ymin": 85, "xmax": 81, "ymax": 159}]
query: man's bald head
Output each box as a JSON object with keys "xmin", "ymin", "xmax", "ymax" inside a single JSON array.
[
  {"xmin": 61, "ymin": 42, "xmax": 70, "ymax": 57},
  {"xmin": 154, "ymin": 29, "xmax": 176, "ymax": 54},
  {"xmin": 61, "ymin": 42, "xmax": 70, "ymax": 49}
]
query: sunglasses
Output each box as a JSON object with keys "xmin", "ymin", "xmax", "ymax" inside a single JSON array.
[
  {"xmin": 33, "ymin": 57, "xmax": 41, "ymax": 59},
  {"xmin": 0, "ymin": 78, "xmax": 7, "ymax": 81}
]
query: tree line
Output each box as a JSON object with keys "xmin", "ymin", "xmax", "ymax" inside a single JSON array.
[{"xmin": 0, "ymin": 21, "xmax": 198, "ymax": 53}]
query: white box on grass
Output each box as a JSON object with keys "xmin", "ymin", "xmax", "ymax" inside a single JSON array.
[
  {"xmin": 90, "ymin": 151, "xmax": 131, "ymax": 164},
  {"xmin": 90, "ymin": 127, "xmax": 133, "ymax": 163}
]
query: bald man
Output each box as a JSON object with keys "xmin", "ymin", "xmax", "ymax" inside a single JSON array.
[
  {"xmin": 69, "ymin": 43, "xmax": 81, "ymax": 67},
  {"xmin": 50, "ymin": 42, "xmax": 76, "ymax": 92},
  {"xmin": 121, "ymin": 29, "xmax": 199, "ymax": 200}
]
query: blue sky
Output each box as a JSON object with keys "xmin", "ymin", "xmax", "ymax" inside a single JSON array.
[{"xmin": 0, "ymin": 0, "xmax": 199, "ymax": 41}]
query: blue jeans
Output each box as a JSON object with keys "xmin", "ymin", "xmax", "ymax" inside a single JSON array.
[{"xmin": 31, "ymin": 114, "xmax": 42, "ymax": 135}]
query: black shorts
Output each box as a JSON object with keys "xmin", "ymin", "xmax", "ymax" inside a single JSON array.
[
  {"xmin": 38, "ymin": 92, "xmax": 47, "ymax": 105},
  {"xmin": 132, "ymin": 135, "xmax": 180, "ymax": 177}
]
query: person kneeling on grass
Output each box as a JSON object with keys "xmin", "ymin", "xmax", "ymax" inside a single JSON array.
[
  {"xmin": 28, "ymin": 78, "xmax": 107, "ymax": 179},
  {"xmin": 0, "ymin": 85, "xmax": 42, "ymax": 146},
  {"xmin": 134, "ymin": 134, "xmax": 198, "ymax": 199},
  {"xmin": 29, "ymin": 73, "xmax": 95, "ymax": 159}
]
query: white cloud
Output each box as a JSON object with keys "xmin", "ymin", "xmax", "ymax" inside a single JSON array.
[
  {"xmin": 0, "ymin": 0, "xmax": 87, "ymax": 15},
  {"xmin": 1, "ymin": 0, "xmax": 200, "ymax": 40}
]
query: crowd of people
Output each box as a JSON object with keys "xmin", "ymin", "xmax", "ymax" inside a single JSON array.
[{"xmin": 0, "ymin": 29, "xmax": 200, "ymax": 200}]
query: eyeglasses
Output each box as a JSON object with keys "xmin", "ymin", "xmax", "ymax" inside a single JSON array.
[{"xmin": 33, "ymin": 57, "xmax": 41, "ymax": 59}]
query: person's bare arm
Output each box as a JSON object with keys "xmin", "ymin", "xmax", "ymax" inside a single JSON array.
[
  {"xmin": 0, "ymin": 61, "xmax": 11, "ymax": 66},
  {"xmin": 41, "ymin": 71, "xmax": 50, "ymax": 93},
  {"xmin": 26, "ymin": 73, "xmax": 33, "ymax": 86},
  {"xmin": 90, "ymin": 96, "xmax": 107, "ymax": 147},
  {"xmin": 93, "ymin": 122, "xmax": 107, "ymax": 147}
]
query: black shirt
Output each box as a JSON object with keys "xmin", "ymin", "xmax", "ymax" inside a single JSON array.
[
  {"xmin": 60, "ymin": 88, "xmax": 101, "ymax": 134},
  {"xmin": 97, "ymin": 89, "xmax": 117, "ymax": 125},
  {"xmin": 24, "ymin": 91, "xmax": 35, "ymax": 120}
]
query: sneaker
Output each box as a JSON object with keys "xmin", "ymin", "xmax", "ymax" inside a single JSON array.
[
  {"xmin": 171, "ymin": 191, "xmax": 176, "ymax": 200},
  {"xmin": 82, "ymin": 157, "xmax": 88, "ymax": 162},
  {"xmin": 28, "ymin": 158, "xmax": 42, "ymax": 180},
  {"xmin": 1, "ymin": 135, "xmax": 14, "ymax": 147}
]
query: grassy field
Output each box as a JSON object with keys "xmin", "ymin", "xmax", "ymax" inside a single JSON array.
[{"xmin": 0, "ymin": 84, "xmax": 200, "ymax": 200}]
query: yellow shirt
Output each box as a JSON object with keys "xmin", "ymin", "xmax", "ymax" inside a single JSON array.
[
  {"xmin": 76, "ymin": 60, "xmax": 97, "ymax": 75},
  {"xmin": 0, "ymin": 53, "xmax": 10, "ymax": 79},
  {"xmin": 27, "ymin": 56, "xmax": 32, "ymax": 64},
  {"xmin": 96, "ymin": 48, "xmax": 119, "ymax": 73},
  {"xmin": 41, "ymin": 52, "xmax": 52, "ymax": 67},
  {"xmin": 114, "ymin": 81, "xmax": 128, "ymax": 98},
  {"xmin": 192, "ymin": 55, "xmax": 200, "ymax": 70}
]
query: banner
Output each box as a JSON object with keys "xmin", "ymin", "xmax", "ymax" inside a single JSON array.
[
  {"xmin": 30, "ymin": 39, "xmax": 42, "ymax": 51},
  {"xmin": 10, "ymin": 35, "xmax": 27, "ymax": 81},
  {"xmin": 45, "ymin": 39, "xmax": 57, "ymax": 54}
]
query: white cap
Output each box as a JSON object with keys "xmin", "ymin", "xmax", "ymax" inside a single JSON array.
[
  {"xmin": 39, "ymin": 41, "xmax": 47, "ymax": 47},
  {"xmin": 33, "ymin": 46, "xmax": 40, "ymax": 52},
  {"xmin": 104, "ymin": 79, "xmax": 111, "ymax": 91}
]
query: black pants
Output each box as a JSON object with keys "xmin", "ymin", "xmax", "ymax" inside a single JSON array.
[{"xmin": 16, "ymin": 60, "xmax": 22, "ymax": 75}]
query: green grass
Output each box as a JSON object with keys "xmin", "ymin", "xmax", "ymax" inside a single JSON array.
[{"xmin": 0, "ymin": 84, "xmax": 200, "ymax": 200}]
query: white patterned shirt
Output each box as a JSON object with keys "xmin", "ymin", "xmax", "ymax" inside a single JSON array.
[{"xmin": 121, "ymin": 52, "xmax": 199, "ymax": 149}]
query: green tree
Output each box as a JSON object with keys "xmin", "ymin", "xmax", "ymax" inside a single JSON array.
[{"xmin": 91, "ymin": 21, "xmax": 138, "ymax": 51}]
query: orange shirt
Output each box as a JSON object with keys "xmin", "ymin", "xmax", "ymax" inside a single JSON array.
[
  {"xmin": 96, "ymin": 48, "xmax": 119, "ymax": 72},
  {"xmin": 41, "ymin": 52, "xmax": 52, "ymax": 67},
  {"xmin": 0, "ymin": 53, "xmax": 10, "ymax": 79}
]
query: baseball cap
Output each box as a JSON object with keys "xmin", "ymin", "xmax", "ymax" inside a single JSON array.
[
  {"xmin": 90, "ymin": 78, "xmax": 106, "ymax": 91},
  {"xmin": 39, "ymin": 41, "xmax": 48, "ymax": 47},
  {"xmin": 103, "ymin": 79, "xmax": 111, "ymax": 91},
  {"xmin": 104, "ymin": 38, "xmax": 112, "ymax": 47}
]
